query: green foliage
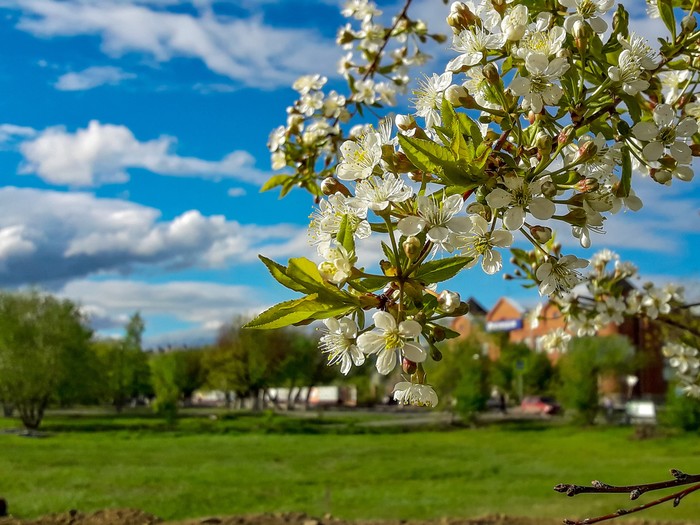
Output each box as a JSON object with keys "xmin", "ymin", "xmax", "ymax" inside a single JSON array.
[
  {"xmin": 93, "ymin": 312, "xmax": 152, "ymax": 411},
  {"xmin": 490, "ymin": 343, "xmax": 555, "ymax": 400},
  {"xmin": 663, "ymin": 383, "xmax": 700, "ymax": 432},
  {"xmin": 149, "ymin": 352, "xmax": 183, "ymax": 424},
  {"xmin": 428, "ymin": 337, "xmax": 489, "ymax": 422},
  {"xmin": 556, "ymin": 335, "xmax": 635, "ymax": 425},
  {"xmin": 0, "ymin": 290, "xmax": 93, "ymax": 430}
]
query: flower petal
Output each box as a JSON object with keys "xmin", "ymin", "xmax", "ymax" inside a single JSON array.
[
  {"xmin": 402, "ymin": 342, "xmax": 427, "ymax": 363},
  {"xmin": 397, "ymin": 216, "xmax": 426, "ymax": 236},
  {"xmin": 373, "ymin": 311, "xmax": 397, "ymax": 331}
]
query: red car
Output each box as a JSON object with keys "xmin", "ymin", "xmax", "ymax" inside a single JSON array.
[{"xmin": 520, "ymin": 396, "xmax": 561, "ymax": 415}]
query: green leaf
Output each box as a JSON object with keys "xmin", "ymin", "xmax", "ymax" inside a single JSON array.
[
  {"xmin": 358, "ymin": 275, "xmax": 394, "ymax": 292},
  {"xmin": 657, "ymin": 0, "xmax": 676, "ymax": 39},
  {"xmin": 441, "ymin": 98, "xmax": 456, "ymax": 132},
  {"xmin": 244, "ymin": 295, "xmax": 324, "ymax": 329},
  {"xmin": 335, "ymin": 214, "xmax": 356, "ymax": 254},
  {"xmin": 414, "ymin": 256, "xmax": 473, "ymax": 284},
  {"xmin": 441, "ymin": 326, "xmax": 461, "ymax": 340},
  {"xmin": 258, "ymin": 255, "xmax": 307, "ymax": 294},
  {"xmin": 287, "ymin": 257, "xmax": 326, "ymax": 288},
  {"xmin": 260, "ymin": 175, "xmax": 290, "ymax": 193},
  {"xmin": 398, "ymin": 134, "xmax": 455, "ymax": 174},
  {"xmin": 619, "ymin": 144, "xmax": 632, "ymax": 198},
  {"xmin": 451, "ymin": 121, "xmax": 474, "ymax": 162},
  {"xmin": 455, "ymin": 113, "xmax": 482, "ymax": 147},
  {"xmin": 619, "ymin": 94, "xmax": 641, "ymax": 123}
]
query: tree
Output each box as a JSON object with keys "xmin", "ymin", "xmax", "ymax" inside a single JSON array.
[
  {"xmin": 94, "ymin": 312, "xmax": 152, "ymax": 411},
  {"xmin": 557, "ymin": 335, "xmax": 635, "ymax": 425},
  {"xmin": 0, "ymin": 291, "xmax": 93, "ymax": 430}
]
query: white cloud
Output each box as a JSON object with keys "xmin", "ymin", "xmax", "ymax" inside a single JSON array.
[
  {"xmin": 54, "ymin": 65, "xmax": 136, "ymax": 91},
  {"xmin": 0, "ymin": 186, "xmax": 308, "ymax": 286},
  {"xmin": 60, "ymin": 278, "xmax": 270, "ymax": 346},
  {"xmin": 227, "ymin": 187, "xmax": 246, "ymax": 197},
  {"xmin": 0, "ymin": 123, "xmax": 37, "ymax": 144},
  {"xmin": 12, "ymin": 120, "xmax": 268, "ymax": 186},
  {"xmin": 9, "ymin": 0, "xmax": 340, "ymax": 88}
]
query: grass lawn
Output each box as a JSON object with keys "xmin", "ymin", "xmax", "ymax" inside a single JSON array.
[{"xmin": 1, "ymin": 412, "xmax": 699, "ymax": 522}]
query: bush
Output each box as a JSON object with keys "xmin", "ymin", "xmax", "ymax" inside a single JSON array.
[{"xmin": 663, "ymin": 384, "xmax": 700, "ymax": 432}]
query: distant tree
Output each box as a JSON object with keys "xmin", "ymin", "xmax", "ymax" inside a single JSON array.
[
  {"xmin": 0, "ymin": 291, "xmax": 93, "ymax": 430},
  {"xmin": 557, "ymin": 335, "xmax": 635, "ymax": 425},
  {"xmin": 149, "ymin": 352, "xmax": 182, "ymax": 423},
  {"xmin": 95, "ymin": 312, "xmax": 152, "ymax": 411},
  {"xmin": 428, "ymin": 336, "xmax": 489, "ymax": 422},
  {"xmin": 490, "ymin": 343, "xmax": 554, "ymax": 401}
]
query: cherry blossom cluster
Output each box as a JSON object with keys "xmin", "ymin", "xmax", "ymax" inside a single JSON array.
[
  {"xmin": 251, "ymin": 0, "xmax": 700, "ymax": 407},
  {"xmin": 265, "ymin": 0, "xmax": 445, "ymax": 197}
]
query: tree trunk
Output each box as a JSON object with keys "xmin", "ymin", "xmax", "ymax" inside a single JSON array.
[
  {"xmin": 18, "ymin": 400, "xmax": 46, "ymax": 431},
  {"xmin": 1, "ymin": 404, "xmax": 13, "ymax": 417}
]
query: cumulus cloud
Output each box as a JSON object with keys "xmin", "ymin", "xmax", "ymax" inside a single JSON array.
[
  {"xmin": 0, "ymin": 123, "xmax": 37, "ymax": 144},
  {"xmin": 12, "ymin": 120, "xmax": 268, "ymax": 186},
  {"xmin": 54, "ymin": 65, "xmax": 136, "ymax": 91},
  {"xmin": 0, "ymin": 187, "xmax": 308, "ymax": 287},
  {"xmin": 8, "ymin": 0, "xmax": 340, "ymax": 88}
]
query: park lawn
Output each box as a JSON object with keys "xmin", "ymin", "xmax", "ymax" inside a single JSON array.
[{"xmin": 1, "ymin": 415, "xmax": 699, "ymax": 522}]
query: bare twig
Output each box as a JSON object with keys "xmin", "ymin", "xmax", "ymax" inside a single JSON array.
[{"xmin": 555, "ymin": 470, "xmax": 700, "ymax": 525}]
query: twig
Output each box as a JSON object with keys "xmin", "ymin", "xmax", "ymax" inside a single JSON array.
[
  {"xmin": 560, "ymin": 482, "xmax": 700, "ymax": 525},
  {"xmin": 555, "ymin": 469, "xmax": 700, "ymax": 525}
]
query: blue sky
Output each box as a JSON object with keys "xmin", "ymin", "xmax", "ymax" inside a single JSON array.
[{"xmin": 0, "ymin": 0, "xmax": 697, "ymax": 346}]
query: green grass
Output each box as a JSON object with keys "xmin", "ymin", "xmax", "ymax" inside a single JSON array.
[{"xmin": 1, "ymin": 413, "xmax": 700, "ymax": 522}]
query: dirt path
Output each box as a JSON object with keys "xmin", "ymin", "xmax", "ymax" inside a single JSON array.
[{"xmin": 0, "ymin": 510, "xmax": 697, "ymax": 525}]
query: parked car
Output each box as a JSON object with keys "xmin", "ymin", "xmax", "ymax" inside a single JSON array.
[{"xmin": 520, "ymin": 396, "xmax": 561, "ymax": 415}]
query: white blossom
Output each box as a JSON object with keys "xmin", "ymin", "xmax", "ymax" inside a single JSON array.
[
  {"xmin": 352, "ymin": 174, "xmax": 413, "ymax": 212},
  {"xmin": 393, "ymin": 382, "xmax": 439, "ymax": 407},
  {"xmin": 412, "ymin": 72, "xmax": 453, "ymax": 128},
  {"xmin": 318, "ymin": 245, "xmax": 356, "ymax": 285},
  {"xmin": 397, "ymin": 194, "xmax": 470, "ymax": 252},
  {"xmin": 357, "ymin": 311, "xmax": 426, "ymax": 375},
  {"xmin": 559, "ymin": 0, "xmax": 614, "ymax": 34},
  {"xmin": 319, "ymin": 317, "xmax": 365, "ymax": 375},
  {"xmin": 509, "ymin": 53, "xmax": 569, "ymax": 114},
  {"xmin": 337, "ymin": 132, "xmax": 382, "ymax": 181},
  {"xmin": 451, "ymin": 215, "xmax": 514, "ymax": 274},
  {"xmin": 536, "ymin": 255, "xmax": 589, "ymax": 296},
  {"xmin": 501, "ymin": 4, "xmax": 529, "ymax": 41},
  {"xmin": 539, "ymin": 328, "xmax": 571, "ymax": 354},
  {"xmin": 447, "ymin": 27, "xmax": 505, "ymax": 72},
  {"xmin": 486, "ymin": 176, "xmax": 556, "ymax": 230},
  {"xmin": 308, "ymin": 193, "xmax": 371, "ymax": 250},
  {"xmin": 608, "ymin": 50, "xmax": 650, "ymax": 96},
  {"xmin": 292, "ymin": 74, "xmax": 327, "ymax": 95},
  {"xmin": 515, "ymin": 14, "xmax": 566, "ymax": 59},
  {"xmin": 633, "ymin": 104, "xmax": 697, "ymax": 165}
]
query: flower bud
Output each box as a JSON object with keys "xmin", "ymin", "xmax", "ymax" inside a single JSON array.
[
  {"xmin": 529, "ymin": 225, "xmax": 553, "ymax": 244},
  {"xmin": 451, "ymin": 301, "xmax": 471, "ymax": 316},
  {"xmin": 558, "ymin": 125, "xmax": 575, "ymax": 146},
  {"xmin": 402, "ymin": 357, "xmax": 417, "ymax": 375},
  {"xmin": 577, "ymin": 140, "xmax": 598, "ymax": 162},
  {"xmin": 682, "ymin": 15, "xmax": 697, "ymax": 33},
  {"xmin": 403, "ymin": 236, "xmax": 422, "ymax": 261},
  {"xmin": 650, "ymin": 168, "xmax": 672, "ymax": 184},
  {"xmin": 535, "ymin": 132, "xmax": 552, "ymax": 153},
  {"xmin": 482, "ymin": 63, "xmax": 500, "ymax": 85},
  {"xmin": 691, "ymin": 144, "xmax": 700, "ymax": 157},
  {"xmin": 466, "ymin": 202, "xmax": 492, "ymax": 221},
  {"xmin": 432, "ymin": 325, "xmax": 447, "ymax": 342},
  {"xmin": 438, "ymin": 290, "xmax": 461, "ymax": 313},
  {"xmin": 321, "ymin": 177, "xmax": 352, "ymax": 197},
  {"xmin": 447, "ymin": 2, "xmax": 477, "ymax": 32},
  {"xmin": 573, "ymin": 20, "xmax": 592, "ymax": 49},
  {"xmin": 445, "ymin": 84, "xmax": 469, "ymax": 107},
  {"xmin": 540, "ymin": 180, "xmax": 558, "ymax": 199},
  {"xmin": 395, "ymin": 114, "xmax": 416, "ymax": 131},
  {"xmin": 575, "ymin": 177, "xmax": 599, "ymax": 193}
]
